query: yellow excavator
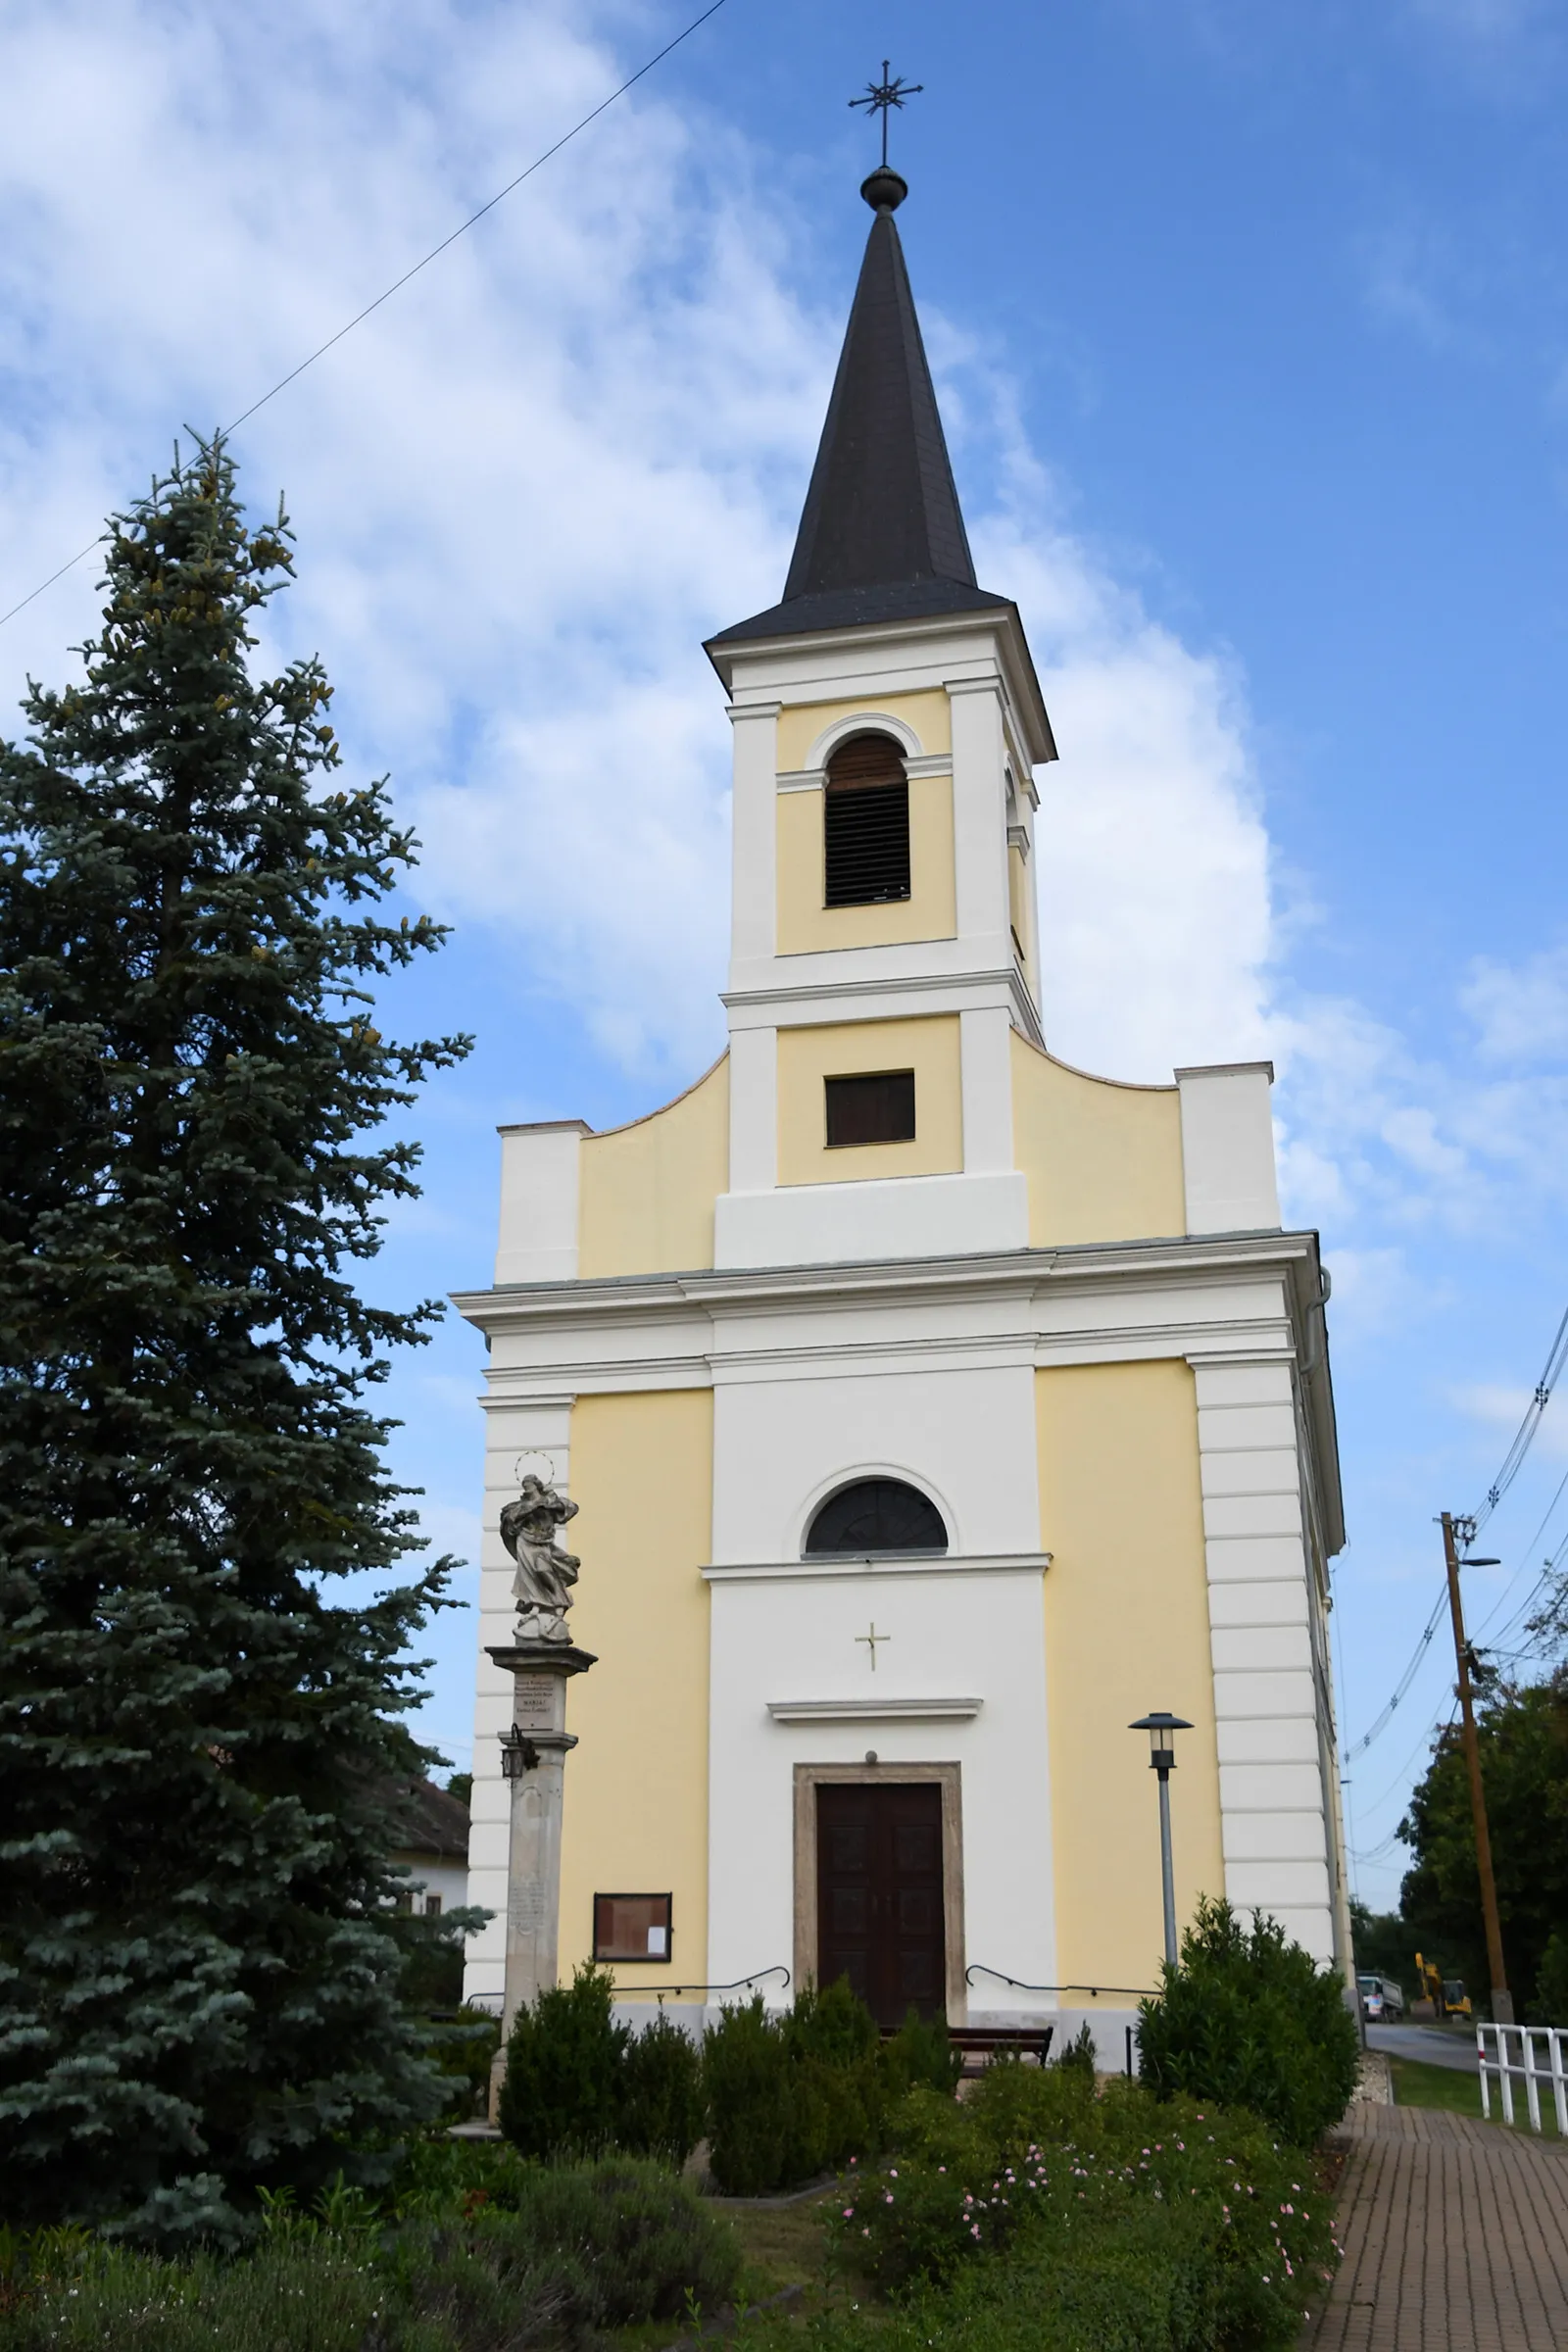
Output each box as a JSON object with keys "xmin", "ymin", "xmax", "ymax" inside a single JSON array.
[{"xmin": 1413, "ymin": 1953, "xmax": 1472, "ymax": 2023}]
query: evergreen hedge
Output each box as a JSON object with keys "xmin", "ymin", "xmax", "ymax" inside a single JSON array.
[
  {"xmin": 1137, "ymin": 1897, "xmax": 1360, "ymax": 2144},
  {"xmin": 497, "ymin": 1970, "xmax": 962, "ymax": 2192},
  {"xmin": 496, "ymin": 1967, "xmax": 705, "ymax": 2167}
]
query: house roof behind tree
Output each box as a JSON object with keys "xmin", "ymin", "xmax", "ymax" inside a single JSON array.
[{"xmin": 387, "ymin": 1778, "xmax": 469, "ymax": 1863}]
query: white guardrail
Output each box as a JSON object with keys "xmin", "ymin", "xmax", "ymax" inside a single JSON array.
[{"xmin": 1476, "ymin": 2024, "xmax": 1568, "ymax": 2133}]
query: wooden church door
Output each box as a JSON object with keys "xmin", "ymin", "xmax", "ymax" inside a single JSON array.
[{"xmin": 814, "ymin": 1782, "xmax": 946, "ymax": 2025}]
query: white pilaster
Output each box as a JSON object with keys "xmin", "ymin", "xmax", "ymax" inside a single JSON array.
[
  {"xmin": 960, "ymin": 1004, "xmax": 1014, "ymax": 1175},
  {"xmin": 948, "ymin": 678, "xmax": 1010, "ymax": 952},
  {"xmin": 725, "ymin": 1022, "xmax": 777, "ymax": 1199},
  {"xmin": 1190, "ymin": 1354, "xmax": 1334, "ymax": 1962},
  {"xmin": 727, "ymin": 701, "xmax": 780, "ymax": 979}
]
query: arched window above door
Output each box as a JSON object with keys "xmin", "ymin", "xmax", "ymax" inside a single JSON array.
[{"xmin": 804, "ymin": 1477, "xmax": 948, "ymax": 1556}]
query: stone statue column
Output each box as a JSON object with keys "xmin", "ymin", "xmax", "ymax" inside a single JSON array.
[{"xmin": 485, "ymin": 1476, "xmax": 597, "ymax": 2109}]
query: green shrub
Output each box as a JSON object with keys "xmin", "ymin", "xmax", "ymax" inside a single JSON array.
[
  {"xmin": 0, "ymin": 2242, "xmax": 382, "ymax": 2352},
  {"xmin": 1529, "ymin": 1931, "xmax": 1568, "ymax": 2025},
  {"xmin": 827, "ymin": 2070, "xmax": 1337, "ymax": 2348},
  {"xmin": 0, "ymin": 2159, "xmax": 741, "ymax": 2350},
  {"xmin": 882, "ymin": 2006, "xmax": 964, "ymax": 2101},
  {"xmin": 424, "ymin": 2004, "xmax": 502, "ymax": 2122},
  {"xmin": 1137, "ymin": 1898, "xmax": 1360, "ymax": 2145},
  {"xmin": 703, "ymin": 1978, "xmax": 903, "ymax": 2193},
  {"xmin": 619, "ymin": 2011, "xmax": 706, "ymax": 2168},
  {"xmin": 784, "ymin": 1980, "xmax": 887, "ymax": 2176},
  {"xmin": 1055, "ymin": 2021, "xmax": 1099, "ymax": 2079},
  {"xmin": 786, "ymin": 1975, "xmax": 882, "ymax": 2068},
  {"xmin": 496, "ymin": 1963, "xmax": 628, "ymax": 2160},
  {"xmin": 702, "ymin": 1995, "xmax": 796, "ymax": 2194},
  {"xmin": 480, "ymin": 2159, "xmax": 739, "ymax": 2322}
]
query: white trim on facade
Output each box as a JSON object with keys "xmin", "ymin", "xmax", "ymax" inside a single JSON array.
[{"xmin": 766, "ymin": 1697, "xmax": 983, "ymax": 1722}]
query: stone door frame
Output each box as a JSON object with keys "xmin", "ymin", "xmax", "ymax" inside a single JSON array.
[{"xmin": 792, "ymin": 1760, "xmax": 966, "ymax": 2022}]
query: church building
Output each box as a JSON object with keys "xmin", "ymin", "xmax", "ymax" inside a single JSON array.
[{"xmin": 458, "ymin": 163, "xmax": 1351, "ymax": 2056}]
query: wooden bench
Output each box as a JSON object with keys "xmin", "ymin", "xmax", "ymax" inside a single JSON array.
[{"xmin": 881, "ymin": 2024, "xmax": 1054, "ymax": 2075}]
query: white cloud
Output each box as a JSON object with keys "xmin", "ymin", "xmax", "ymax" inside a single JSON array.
[
  {"xmin": 1464, "ymin": 943, "xmax": 1568, "ymax": 1063},
  {"xmin": 0, "ymin": 0, "xmax": 1288, "ymax": 1102},
  {"xmin": 8, "ymin": 0, "xmax": 1560, "ymax": 1281}
]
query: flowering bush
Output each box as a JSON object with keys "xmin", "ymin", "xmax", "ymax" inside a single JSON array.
[{"xmin": 829, "ymin": 2067, "xmax": 1340, "ymax": 2349}]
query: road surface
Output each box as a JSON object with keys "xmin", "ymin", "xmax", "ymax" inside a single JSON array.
[{"xmin": 1366, "ymin": 2021, "xmax": 1479, "ymax": 2074}]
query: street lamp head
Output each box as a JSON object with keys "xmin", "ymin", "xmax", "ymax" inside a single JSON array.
[
  {"xmin": 1460, "ymin": 1557, "xmax": 1499, "ymax": 1568},
  {"xmin": 1129, "ymin": 1711, "xmax": 1194, "ymax": 1773}
]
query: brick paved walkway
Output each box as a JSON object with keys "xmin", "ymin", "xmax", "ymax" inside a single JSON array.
[{"xmin": 1302, "ymin": 2103, "xmax": 1568, "ymax": 2349}]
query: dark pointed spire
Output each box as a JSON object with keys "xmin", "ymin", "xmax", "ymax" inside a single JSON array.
[{"xmin": 709, "ymin": 174, "xmax": 1010, "ymax": 648}]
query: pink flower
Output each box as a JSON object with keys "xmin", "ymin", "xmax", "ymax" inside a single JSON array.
[
  {"xmin": 842, "ymin": 2208, "xmax": 854, "ymax": 2220},
  {"xmin": 970, "ymin": 2225, "xmax": 981, "ymax": 2238}
]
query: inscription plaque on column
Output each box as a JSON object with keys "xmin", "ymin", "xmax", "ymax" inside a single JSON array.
[{"xmin": 514, "ymin": 1674, "xmax": 563, "ymax": 1732}]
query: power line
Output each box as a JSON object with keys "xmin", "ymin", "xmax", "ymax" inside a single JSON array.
[
  {"xmin": 1350, "ymin": 1697, "xmax": 1456, "ymax": 1824},
  {"xmin": 1483, "ymin": 1527, "xmax": 1568, "ymax": 1655},
  {"xmin": 1343, "ymin": 1586, "xmax": 1448, "ymax": 1761},
  {"xmin": 1470, "ymin": 1464, "xmax": 1568, "ymax": 1645},
  {"xmin": 0, "ymin": 0, "xmax": 734, "ymax": 633},
  {"xmin": 1342, "ymin": 1296, "xmax": 1568, "ymax": 1764},
  {"xmin": 1470, "ymin": 1299, "xmax": 1568, "ymax": 1535}
]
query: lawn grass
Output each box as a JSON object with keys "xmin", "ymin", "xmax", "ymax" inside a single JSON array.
[
  {"xmin": 601, "ymin": 2188, "xmax": 851, "ymax": 2348},
  {"xmin": 1389, "ymin": 2054, "xmax": 1563, "ymax": 2138},
  {"xmin": 720, "ymin": 2192, "xmax": 837, "ymax": 2293}
]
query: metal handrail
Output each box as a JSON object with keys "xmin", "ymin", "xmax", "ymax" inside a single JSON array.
[
  {"xmin": 966, "ymin": 1963, "xmax": 1157, "ymax": 1999},
  {"xmin": 613, "ymin": 1966, "xmax": 791, "ymax": 2001}
]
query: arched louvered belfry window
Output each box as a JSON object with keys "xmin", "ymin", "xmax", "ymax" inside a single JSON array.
[
  {"xmin": 804, "ymin": 1477, "xmax": 948, "ymax": 1556},
  {"xmin": 823, "ymin": 732, "xmax": 910, "ymax": 907}
]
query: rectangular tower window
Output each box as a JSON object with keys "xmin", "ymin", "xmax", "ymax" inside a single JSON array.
[
  {"xmin": 824, "ymin": 1069, "xmax": 916, "ymax": 1149},
  {"xmin": 823, "ymin": 733, "xmax": 910, "ymax": 906},
  {"xmin": 593, "ymin": 1892, "xmax": 672, "ymax": 1962}
]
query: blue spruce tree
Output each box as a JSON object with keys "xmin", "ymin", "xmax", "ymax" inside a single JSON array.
[{"xmin": 0, "ymin": 438, "xmax": 471, "ymax": 2238}]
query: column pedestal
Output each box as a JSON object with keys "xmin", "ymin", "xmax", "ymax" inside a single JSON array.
[{"xmin": 486, "ymin": 1641, "xmax": 597, "ymax": 2111}]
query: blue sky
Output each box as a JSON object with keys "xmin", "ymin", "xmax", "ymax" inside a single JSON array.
[{"xmin": 4, "ymin": 0, "xmax": 1567, "ymax": 1915}]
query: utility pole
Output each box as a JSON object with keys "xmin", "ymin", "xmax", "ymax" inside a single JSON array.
[{"xmin": 1441, "ymin": 1512, "xmax": 1513, "ymax": 2026}]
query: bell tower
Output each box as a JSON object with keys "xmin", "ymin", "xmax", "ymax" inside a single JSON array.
[{"xmin": 704, "ymin": 166, "xmax": 1057, "ymax": 1271}]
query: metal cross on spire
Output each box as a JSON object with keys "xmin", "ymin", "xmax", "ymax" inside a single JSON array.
[{"xmin": 849, "ymin": 60, "xmax": 923, "ymax": 170}]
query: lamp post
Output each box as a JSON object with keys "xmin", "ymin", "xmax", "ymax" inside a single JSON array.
[{"xmin": 1130, "ymin": 1712, "xmax": 1193, "ymax": 1969}]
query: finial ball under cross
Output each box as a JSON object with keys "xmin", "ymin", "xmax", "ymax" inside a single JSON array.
[{"xmin": 850, "ymin": 59, "xmax": 923, "ymax": 200}]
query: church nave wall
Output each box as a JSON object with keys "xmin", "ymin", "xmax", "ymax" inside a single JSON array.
[
  {"xmin": 1036, "ymin": 1358, "xmax": 1225, "ymax": 1998},
  {"xmin": 551, "ymin": 1390, "xmax": 714, "ymax": 2000},
  {"xmin": 1010, "ymin": 1031, "xmax": 1186, "ymax": 1248},
  {"xmin": 574, "ymin": 1054, "xmax": 729, "ymax": 1279}
]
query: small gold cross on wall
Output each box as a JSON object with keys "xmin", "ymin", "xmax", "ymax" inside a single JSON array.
[{"xmin": 856, "ymin": 1622, "xmax": 891, "ymax": 1671}]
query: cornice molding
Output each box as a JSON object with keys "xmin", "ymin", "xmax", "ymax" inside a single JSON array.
[
  {"xmin": 705, "ymin": 1551, "xmax": 1052, "ymax": 1585},
  {"xmin": 766, "ymin": 1695, "xmax": 983, "ymax": 1721},
  {"xmin": 454, "ymin": 1227, "xmax": 1319, "ymax": 1327}
]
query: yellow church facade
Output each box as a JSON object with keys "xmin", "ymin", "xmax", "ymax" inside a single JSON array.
[{"xmin": 457, "ymin": 164, "xmax": 1349, "ymax": 2055}]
